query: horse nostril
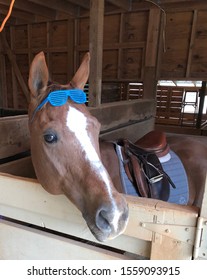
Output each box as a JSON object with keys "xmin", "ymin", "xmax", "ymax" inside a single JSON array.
[{"xmin": 95, "ymin": 208, "xmax": 111, "ymax": 233}]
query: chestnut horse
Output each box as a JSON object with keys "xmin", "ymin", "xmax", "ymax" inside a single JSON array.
[
  {"xmin": 28, "ymin": 52, "xmax": 207, "ymax": 242},
  {"xmin": 28, "ymin": 52, "xmax": 128, "ymax": 242}
]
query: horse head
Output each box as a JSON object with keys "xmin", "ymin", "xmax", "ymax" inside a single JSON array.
[{"xmin": 28, "ymin": 52, "xmax": 128, "ymax": 242}]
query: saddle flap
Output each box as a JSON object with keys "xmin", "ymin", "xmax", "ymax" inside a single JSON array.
[
  {"xmin": 129, "ymin": 154, "xmax": 149, "ymax": 197},
  {"xmin": 118, "ymin": 138, "xmax": 171, "ymax": 201}
]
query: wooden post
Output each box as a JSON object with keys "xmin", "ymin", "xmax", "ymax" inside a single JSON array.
[
  {"xmin": 186, "ymin": 10, "xmax": 197, "ymax": 78},
  {"xmin": 0, "ymin": 32, "xmax": 30, "ymax": 103},
  {"xmin": 10, "ymin": 27, "xmax": 18, "ymax": 108},
  {"xmin": 143, "ymin": 8, "xmax": 161, "ymax": 99},
  {"xmin": 196, "ymin": 81, "xmax": 206, "ymax": 129},
  {"xmin": 89, "ymin": 0, "xmax": 104, "ymax": 107},
  {"xmin": 0, "ymin": 36, "xmax": 7, "ymax": 107}
]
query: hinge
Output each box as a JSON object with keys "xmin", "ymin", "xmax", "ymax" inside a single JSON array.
[
  {"xmin": 140, "ymin": 221, "xmax": 196, "ymax": 245},
  {"xmin": 193, "ymin": 217, "xmax": 207, "ymax": 259}
]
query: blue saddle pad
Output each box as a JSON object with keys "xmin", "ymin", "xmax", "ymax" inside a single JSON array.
[{"xmin": 115, "ymin": 145, "xmax": 189, "ymax": 205}]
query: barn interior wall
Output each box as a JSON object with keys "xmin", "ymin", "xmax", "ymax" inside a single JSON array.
[
  {"xmin": 0, "ymin": 5, "xmax": 207, "ymax": 115},
  {"xmin": 159, "ymin": 9, "xmax": 207, "ymax": 80}
]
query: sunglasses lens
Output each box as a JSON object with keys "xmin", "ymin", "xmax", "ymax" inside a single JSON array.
[
  {"xmin": 48, "ymin": 91, "xmax": 68, "ymax": 106},
  {"xmin": 69, "ymin": 89, "xmax": 87, "ymax": 104}
]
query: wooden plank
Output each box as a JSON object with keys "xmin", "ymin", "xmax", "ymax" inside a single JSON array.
[
  {"xmin": 1, "ymin": 32, "xmax": 30, "ymax": 103},
  {"xmin": 162, "ymin": 1, "xmax": 207, "ymax": 12},
  {"xmin": 10, "ymin": 27, "xmax": 18, "ymax": 108},
  {"xmin": 100, "ymin": 118, "xmax": 154, "ymax": 142},
  {"xmin": 0, "ymin": 37, "xmax": 7, "ymax": 107},
  {"xmin": 0, "ymin": 173, "xmax": 149, "ymax": 258},
  {"xmin": 196, "ymin": 81, "xmax": 206, "ymax": 129},
  {"xmin": 0, "ymin": 0, "xmax": 56, "ymax": 19},
  {"xmin": 0, "ymin": 173, "xmax": 199, "ymax": 259},
  {"xmin": 150, "ymin": 235, "xmax": 193, "ymax": 260},
  {"xmin": 0, "ymin": 157, "xmax": 35, "ymax": 178},
  {"xmin": 145, "ymin": 8, "xmax": 161, "ymax": 67},
  {"xmin": 29, "ymin": 0, "xmax": 78, "ymax": 16},
  {"xmin": 0, "ymin": 220, "xmax": 126, "ymax": 260},
  {"xmin": 160, "ymin": 11, "xmax": 193, "ymax": 79},
  {"xmin": 0, "ymin": 100, "xmax": 156, "ymax": 158},
  {"xmin": 200, "ymin": 174, "xmax": 207, "ymax": 218},
  {"xmin": 120, "ymin": 48, "xmax": 143, "ymax": 80},
  {"xmin": 0, "ymin": 4, "xmax": 35, "ymax": 22},
  {"xmin": 65, "ymin": 0, "xmax": 90, "ymax": 9},
  {"xmin": 186, "ymin": 10, "xmax": 198, "ymax": 77},
  {"xmin": 89, "ymin": 99, "xmax": 156, "ymax": 133},
  {"xmin": 89, "ymin": 0, "xmax": 104, "ymax": 107},
  {"xmin": 107, "ymin": 0, "xmax": 131, "ymax": 11},
  {"xmin": 67, "ymin": 19, "xmax": 74, "ymax": 82},
  {"xmin": 0, "ymin": 115, "xmax": 30, "ymax": 159},
  {"xmin": 143, "ymin": 8, "xmax": 161, "ymax": 99}
]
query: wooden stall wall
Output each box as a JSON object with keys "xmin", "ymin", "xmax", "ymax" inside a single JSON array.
[
  {"xmin": 0, "ymin": 19, "xmax": 74, "ymax": 110},
  {"xmin": 0, "ymin": 4, "xmax": 207, "ymax": 128},
  {"xmin": 0, "ymin": 8, "xmax": 156, "ymax": 110},
  {"xmin": 76, "ymin": 8, "xmax": 160, "ymax": 103},
  {"xmin": 158, "ymin": 9, "xmax": 207, "ymax": 80},
  {"xmin": 75, "ymin": 10, "xmax": 150, "ymax": 103},
  {"xmin": 155, "ymin": 6, "xmax": 207, "ymax": 129},
  {"xmin": 76, "ymin": 11, "xmax": 149, "ymax": 77}
]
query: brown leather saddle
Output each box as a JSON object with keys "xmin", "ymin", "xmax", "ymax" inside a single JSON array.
[{"xmin": 116, "ymin": 131, "xmax": 175, "ymax": 201}]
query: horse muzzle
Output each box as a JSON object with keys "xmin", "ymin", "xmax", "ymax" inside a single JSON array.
[{"xmin": 83, "ymin": 196, "xmax": 129, "ymax": 242}]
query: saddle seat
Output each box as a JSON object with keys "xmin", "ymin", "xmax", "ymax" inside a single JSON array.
[{"xmin": 135, "ymin": 130, "xmax": 169, "ymax": 157}]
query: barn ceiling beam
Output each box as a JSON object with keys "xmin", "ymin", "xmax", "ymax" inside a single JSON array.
[
  {"xmin": 162, "ymin": 1, "xmax": 207, "ymax": 11},
  {"xmin": 66, "ymin": 0, "xmax": 90, "ymax": 10},
  {"xmin": 155, "ymin": 0, "xmax": 205, "ymax": 3},
  {"xmin": 0, "ymin": 4, "xmax": 35, "ymax": 22},
  {"xmin": 106, "ymin": 0, "xmax": 131, "ymax": 11},
  {"xmin": 0, "ymin": 0, "xmax": 56, "ymax": 19},
  {"xmin": 28, "ymin": 0, "xmax": 79, "ymax": 17},
  {"xmin": 132, "ymin": 0, "xmax": 207, "ymax": 11}
]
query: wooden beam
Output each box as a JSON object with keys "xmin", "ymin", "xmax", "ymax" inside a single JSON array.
[
  {"xmin": 0, "ymin": 219, "xmax": 126, "ymax": 259},
  {"xmin": 28, "ymin": 0, "xmax": 79, "ymax": 17},
  {"xmin": 0, "ymin": 115, "xmax": 30, "ymax": 159},
  {"xmin": 132, "ymin": 1, "xmax": 207, "ymax": 12},
  {"xmin": 10, "ymin": 27, "xmax": 18, "ymax": 108},
  {"xmin": 186, "ymin": 10, "xmax": 197, "ymax": 78},
  {"xmin": 89, "ymin": 0, "xmax": 104, "ymax": 107},
  {"xmin": 0, "ymin": 32, "xmax": 30, "ymax": 103},
  {"xmin": 145, "ymin": 9, "xmax": 161, "ymax": 67},
  {"xmin": 0, "ymin": 37, "xmax": 7, "ymax": 107},
  {"xmin": 143, "ymin": 8, "xmax": 161, "ymax": 99},
  {"xmin": 66, "ymin": 0, "xmax": 90, "ymax": 10},
  {"xmin": 161, "ymin": 1, "xmax": 207, "ymax": 11},
  {"xmin": 158, "ymin": 0, "xmax": 205, "ymax": 3},
  {"xmin": 0, "ymin": 0, "xmax": 56, "ymax": 19},
  {"xmin": 196, "ymin": 81, "xmax": 206, "ymax": 129},
  {"xmin": 0, "ymin": 4, "xmax": 35, "ymax": 22},
  {"xmin": 107, "ymin": 0, "xmax": 131, "ymax": 11}
]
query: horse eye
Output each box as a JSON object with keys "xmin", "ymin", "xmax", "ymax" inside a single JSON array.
[{"xmin": 44, "ymin": 133, "xmax": 58, "ymax": 144}]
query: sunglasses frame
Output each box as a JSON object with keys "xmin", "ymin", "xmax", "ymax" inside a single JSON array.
[{"xmin": 31, "ymin": 88, "xmax": 87, "ymax": 122}]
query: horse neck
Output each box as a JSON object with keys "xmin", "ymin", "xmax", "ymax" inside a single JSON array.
[{"xmin": 99, "ymin": 140, "xmax": 123, "ymax": 193}]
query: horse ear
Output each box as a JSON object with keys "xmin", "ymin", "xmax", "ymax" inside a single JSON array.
[
  {"xmin": 70, "ymin": 52, "xmax": 90, "ymax": 90},
  {"xmin": 28, "ymin": 51, "xmax": 49, "ymax": 99}
]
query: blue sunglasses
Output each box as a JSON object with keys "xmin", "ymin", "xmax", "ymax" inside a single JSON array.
[{"xmin": 31, "ymin": 88, "xmax": 87, "ymax": 122}]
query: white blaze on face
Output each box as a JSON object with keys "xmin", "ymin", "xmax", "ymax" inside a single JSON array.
[{"xmin": 66, "ymin": 106, "xmax": 121, "ymax": 231}]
